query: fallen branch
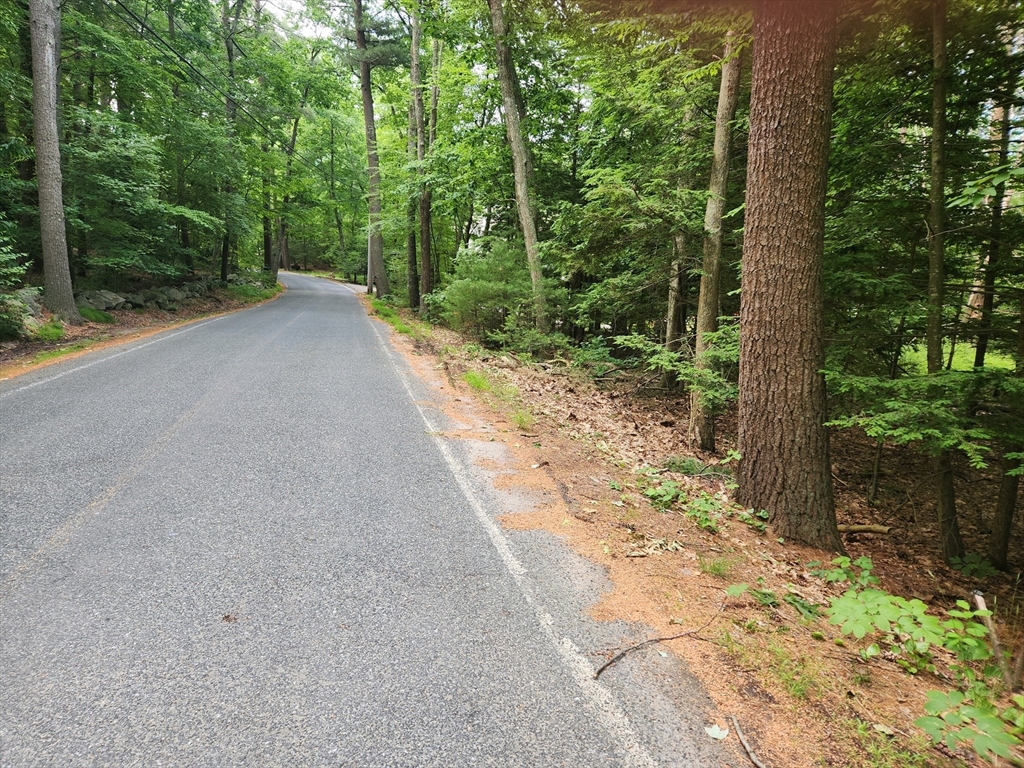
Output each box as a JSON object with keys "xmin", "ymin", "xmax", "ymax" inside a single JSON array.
[
  {"xmin": 731, "ymin": 715, "xmax": 768, "ymax": 768},
  {"xmin": 837, "ymin": 524, "xmax": 891, "ymax": 534},
  {"xmin": 593, "ymin": 601, "xmax": 725, "ymax": 679},
  {"xmin": 973, "ymin": 592, "xmax": 1013, "ymax": 690}
]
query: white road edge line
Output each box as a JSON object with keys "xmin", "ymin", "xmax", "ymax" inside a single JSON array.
[
  {"xmin": 0, "ymin": 316, "xmax": 226, "ymax": 399},
  {"xmin": 364, "ymin": 314, "xmax": 658, "ymax": 768}
]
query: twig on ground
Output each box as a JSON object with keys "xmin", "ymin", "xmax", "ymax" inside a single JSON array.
[
  {"xmin": 593, "ymin": 601, "xmax": 725, "ymax": 679},
  {"xmin": 731, "ymin": 715, "xmax": 768, "ymax": 768}
]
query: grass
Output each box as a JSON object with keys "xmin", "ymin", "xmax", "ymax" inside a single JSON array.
[
  {"xmin": 226, "ymin": 283, "xmax": 282, "ymax": 304},
  {"xmin": 34, "ymin": 320, "xmax": 64, "ymax": 341},
  {"xmin": 79, "ymin": 307, "xmax": 115, "ymax": 323},
  {"xmin": 32, "ymin": 341, "xmax": 90, "ymax": 363},
  {"xmin": 463, "ymin": 370, "xmax": 491, "ymax": 391},
  {"xmin": 902, "ymin": 341, "xmax": 1014, "ymax": 372},
  {"xmin": 664, "ymin": 455, "xmax": 706, "ymax": 475},
  {"xmin": 371, "ymin": 298, "xmax": 417, "ymax": 337},
  {"xmin": 511, "ymin": 408, "xmax": 535, "ymax": 430},
  {"xmin": 460, "ymin": 368, "xmax": 518, "ymax": 402},
  {"xmin": 698, "ymin": 554, "xmax": 735, "ymax": 579},
  {"xmin": 768, "ymin": 641, "xmax": 818, "ymax": 700},
  {"xmin": 847, "ymin": 719, "xmax": 931, "ymax": 768}
]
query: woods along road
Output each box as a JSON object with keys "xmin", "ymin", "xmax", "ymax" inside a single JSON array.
[{"xmin": 0, "ymin": 273, "xmax": 730, "ymax": 767}]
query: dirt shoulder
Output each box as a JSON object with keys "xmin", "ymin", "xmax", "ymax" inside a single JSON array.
[{"xmin": 372, "ymin": 301, "xmax": 992, "ymax": 768}]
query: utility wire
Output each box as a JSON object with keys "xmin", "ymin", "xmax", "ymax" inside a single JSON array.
[{"xmin": 100, "ymin": 0, "xmax": 335, "ymax": 182}]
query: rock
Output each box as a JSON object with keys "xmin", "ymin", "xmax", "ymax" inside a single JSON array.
[
  {"xmin": 75, "ymin": 295, "xmax": 96, "ymax": 309},
  {"xmin": 22, "ymin": 315, "xmax": 41, "ymax": 334},
  {"xmin": 166, "ymin": 288, "xmax": 185, "ymax": 302},
  {"xmin": 15, "ymin": 288, "xmax": 43, "ymax": 317}
]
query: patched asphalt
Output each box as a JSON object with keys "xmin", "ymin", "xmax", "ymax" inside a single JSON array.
[{"xmin": 0, "ymin": 272, "xmax": 734, "ymax": 767}]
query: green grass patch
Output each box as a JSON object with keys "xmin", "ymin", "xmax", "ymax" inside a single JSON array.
[
  {"xmin": 226, "ymin": 283, "xmax": 282, "ymax": 303},
  {"xmin": 511, "ymin": 409, "xmax": 535, "ymax": 430},
  {"xmin": 371, "ymin": 298, "xmax": 419, "ymax": 337},
  {"xmin": 902, "ymin": 342, "xmax": 1014, "ymax": 372},
  {"xmin": 32, "ymin": 341, "xmax": 90, "ymax": 363},
  {"xmin": 768, "ymin": 641, "xmax": 818, "ymax": 700},
  {"xmin": 79, "ymin": 307, "xmax": 115, "ymax": 323},
  {"xmin": 34, "ymin": 319, "xmax": 64, "ymax": 341},
  {"xmin": 463, "ymin": 370, "xmax": 491, "ymax": 392},
  {"xmin": 698, "ymin": 554, "xmax": 735, "ymax": 579}
]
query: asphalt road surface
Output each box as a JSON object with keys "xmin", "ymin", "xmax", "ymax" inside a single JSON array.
[{"xmin": 0, "ymin": 273, "xmax": 732, "ymax": 767}]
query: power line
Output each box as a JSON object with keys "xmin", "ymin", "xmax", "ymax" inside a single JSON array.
[{"xmin": 99, "ymin": 0, "xmax": 335, "ymax": 182}]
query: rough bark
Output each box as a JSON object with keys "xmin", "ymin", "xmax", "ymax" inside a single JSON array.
[
  {"xmin": 220, "ymin": 0, "xmax": 244, "ymax": 282},
  {"xmin": 736, "ymin": 0, "xmax": 841, "ymax": 552},
  {"xmin": 927, "ymin": 0, "xmax": 964, "ymax": 562},
  {"xmin": 354, "ymin": 0, "xmax": 389, "ymax": 297},
  {"xmin": 690, "ymin": 31, "xmax": 741, "ymax": 452},
  {"xmin": 406, "ymin": 103, "xmax": 420, "ymax": 309},
  {"xmin": 486, "ymin": 0, "xmax": 547, "ymax": 332},
  {"xmin": 28, "ymin": 0, "xmax": 81, "ymax": 322},
  {"xmin": 664, "ymin": 233, "xmax": 687, "ymax": 353},
  {"xmin": 411, "ymin": 10, "xmax": 432, "ymax": 310}
]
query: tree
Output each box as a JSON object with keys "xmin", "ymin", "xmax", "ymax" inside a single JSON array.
[
  {"xmin": 27, "ymin": 0, "xmax": 81, "ymax": 322},
  {"xmin": 354, "ymin": 0, "xmax": 390, "ymax": 296},
  {"xmin": 927, "ymin": 0, "xmax": 965, "ymax": 562},
  {"xmin": 736, "ymin": 0, "xmax": 842, "ymax": 551},
  {"xmin": 690, "ymin": 30, "xmax": 741, "ymax": 452},
  {"xmin": 486, "ymin": 0, "xmax": 547, "ymax": 332}
]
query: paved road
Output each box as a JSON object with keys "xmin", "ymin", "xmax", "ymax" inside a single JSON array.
[{"xmin": 0, "ymin": 273, "xmax": 730, "ymax": 767}]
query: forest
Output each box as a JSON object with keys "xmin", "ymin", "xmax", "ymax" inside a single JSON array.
[{"xmin": 2, "ymin": 0, "xmax": 1022, "ymax": 567}]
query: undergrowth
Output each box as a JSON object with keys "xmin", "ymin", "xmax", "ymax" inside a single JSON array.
[{"xmin": 226, "ymin": 282, "xmax": 282, "ymax": 304}]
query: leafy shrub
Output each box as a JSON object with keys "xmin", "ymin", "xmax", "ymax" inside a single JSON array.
[
  {"xmin": 616, "ymin": 324, "xmax": 738, "ymax": 413},
  {"xmin": 949, "ymin": 553, "xmax": 998, "ymax": 579},
  {"xmin": 571, "ymin": 337, "xmax": 617, "ymax": 374},
  {"xmin": 827, "ymin": 368, "xmax": 1024, "ymax": 469},
  {"xmin": 441, "ymin": 240, "xmax": 533, "ymax": 340},
  {"xmin": 916, "ymin": 689, "xmax": 1022, "ymax": 762},
  {"xmin": 0, "ymin": 215, "xmax": 29, "ymax": 340},
  {"xmin": 0, "ymin": 293, "xmax": 28, "ymax": 340},
  {"xmin": 0, "ymin": 215, "xmax": 27, "ymax": 292},
  {"xmin": 808, "ymin": 556, "xmax": 880, "ymax": 588}
]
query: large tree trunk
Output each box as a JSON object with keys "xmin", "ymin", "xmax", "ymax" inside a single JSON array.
[
  {"xmin": 28, "ymin": 0, "xmax": 81, "ymax": 323},
  {"xmin": 354, "ymin": 0, "xmax": 389, "ymax": 297},
  {"xmin": 690, "ymin": 31, "xmax": 741, "ymax": 453},
  {"xmin": 406, "ymin": 104, "xmax": 420, "ymax": 309},
  {"xmin": 221, "ymin": 0, "xmax": 244, "ymax": 284},
  {"xmin": 736, "ymin": 0, "xmax": 841, "ymax": 552},
  {"xmin": 927, "ymin": 0, "xmax": 965, "ymax": 563},
  {"xmin": 486, "ymin": 0, "xmax": 547, "ymax": 332},
  {"xmin": 411, "ymin": 10, "xmax": 431, "ymax": 310}
]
